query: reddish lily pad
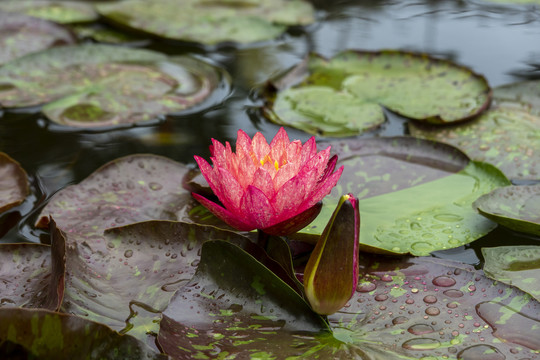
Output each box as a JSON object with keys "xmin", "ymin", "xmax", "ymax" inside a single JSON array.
[
  {"xmin": 35, "ymin": 154, "xmax": 219, "ymax": 237},
  {"xmin": 0, "ymin": 1, "xmax": 98, "ymax": 24},
  {"xmin": 0, "ymin": 152, "xmax": 29, "ymax": 215},
  {"xmin": 0, "ymin": 44, "xmax": 226, "ymax": 128},
  {"xmin": 298, "ymin": 137, "xmax": 510, "ymax": 255},
  {"xmin": 97, "ymin": 0, "xmax": 315, "ymax": 45},
  {"xmin": 482, "ymin": 246, "xmax": 540, "ymax": 302},
  {"xmin": 0, "ymin": 12, "xmax": 76, "ymax": 66},
  {"xmin": 409, "ymin": 105, "xmax": 540, "ymax": 181},
  {"xmin": 262, "ymin": 50, "xmax": 491, "ymax": 136},
  {"xmin": 0, "ymin": 226, "xmax": 64, "ymax": 310},
  {"xmin": 158, "ymin": 240, "xmax": 540, "ymax": 358},
  {"xmin": 0, "ymin": 308, "xmax": 166, "ymax": 359},
  {"xmin": 473, "ymin": 185, "xmax": 540, "ymax": 236}
]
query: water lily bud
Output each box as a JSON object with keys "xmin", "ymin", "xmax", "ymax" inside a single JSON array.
[
  {"xmin": 192, "ymin": 127, "xmax": 343, "ymax": 235},
  {"xmin": 303, "ymin": 194, "xmax": 360, "ymax": 315}
]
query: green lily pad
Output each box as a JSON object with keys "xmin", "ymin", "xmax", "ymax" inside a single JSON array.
[
  {"xmin": 0, "ymin": 44, "xmax": 227, "ymax": 127},
  {"xmin": 0, "ymin": 152, "xmax": 29, "ymax": 215},
  {"xmin": 96, "ymin": 0, "xmax": 315, "ymax": 45},
  {"xmin": 262, "ymin": 50, "xmax": 491, "ymax": 136},
  {"xmin": 409, "ymin": 105, "xmax": 540, "ymax": 181},
  {"xmin": 0, "ymin": 1, "xmax": 98, "ymax": 24},
  {"xmin": 0, "ymin": 12, "xmax": 76, "ymax": 66},
  {"xmin": 473, "ymin": 185, "xmax": 540, "ymax": 236},
  {"xmin": 297, "ymin": 137, "xmax": 510, "ymax": 256},
  {"xmin": 159, "ymin": 240, "xmax": 540, "ymax": 358},
  {"xmin": 0, "ymin": 222, "xmax": 64, "ymax": 310},
  {"xmin": 493, "ymin": 79, "xmax": 540, "ymax": 112},
  {"xmin": 482, "ymin": 246, "xmax": 540, "ymax": 302},
  {"xmin": 0, "ymin": 308, "xmax": 166, "ymax": 359}
]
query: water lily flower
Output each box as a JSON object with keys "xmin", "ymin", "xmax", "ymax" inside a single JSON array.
[
  {"xmin": 193, "ymin": 127, "xmax": 343, "ymax": 235},
  {"xmin": 304, "ymin": 194, "xmax": 360, "ymax": 315}
]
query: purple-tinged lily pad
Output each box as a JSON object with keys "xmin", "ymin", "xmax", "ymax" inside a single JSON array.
[
  {"xmin": 262, "ymin": 50, "xmax": 491, "ymax": 136},
  {"xmin": 0, "ymin": 222, "xmax": 64, "ymax": 310},
  {"xmin": 97, "ymin": 0, "xmax": 314, "ymax": 46},
  {"xmin": 0, "ymin": 12, "xmax": 76, "ymax": 66},
  {"xmin": 158, "ymin": 240, "xmax": 540, "ymax": 358},
  {"xmin": 0, "ymin": 152, "xmax": 29, "ymax": 215},
  {"xmin": 474, "ymin": 185, "xmax": 540, "ymax": 236},
  {"xmin": 36, "ymin": 154, "xmax": 222, "ymax": 237},
  {"xmin": 0, "ymin": 44, "xmax": 227, "ymax": 128},
  {"xmin": 0, "ymin": 308, "xmax": 166, "ymax": 359},
  {"xmin": 298, "ymin": 137, "xmax": 510, "ymax": 256},
  {"xmin": 0, "ymin": 1, "xmax": 98, "ymax": 24},
  {"xmin": 482, "ymin": 246, "xmax": 540, "ymax": 302},
  {"xmin": 409, "ymin": 105, "xmax": 540, "ymax": 181}
]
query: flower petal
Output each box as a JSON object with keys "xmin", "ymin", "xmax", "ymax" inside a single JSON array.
[
  {"xmin": 251, "ymin": 132, "xmax": 270, "ymax": 162},
  {"xmin": 192, "ymin": 193, "xmax": 254, "ymax": 231},
  {"xmin": 194, "ymin": 155, "xmax": 219, "ymax": 192},
  {"xmin": 300, "ymin": 165, "xmax": 344, "ymax": 212},
  {"xmin": 240, "ymin": 185, "xmax": 275, "ymax": 229},
  {"xmin": 214, "ymin": 166, "xmax": 244, "ymax": 210},
  {"xmin": 252, "ymin": 168, "xmax": 276, "ymax": 200}
]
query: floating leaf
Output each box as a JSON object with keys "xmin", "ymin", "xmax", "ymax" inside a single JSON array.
[
  {"xmin": 0, "ymin": 152, "xmax": 29, "ymax": 215},
  {"xmin": 0, "ymin": 44, "xmax": 227, "ymax": 127},
  {"xmin": 0, "ymin": 1, "xmax": 98, "ymax": 24},
  {"xmin": 0, "ymin": 308, "xmax": 166, "ymax": 359},
  {"xmin": 159, "ymin": 241, "xmax": 540, "ymax": 358},
  {"xmin": 474, "ymin": 184, "xmax": 540, "ymax": 236},
  {"xmin": 482, "ymin": 246, "xmax": 540, "ymax": 302},
  {"xmin": 35, "ymin": 154, "xmax": 219, "ymax": 236},
  {"xmin": 493, "ymin": 79, "xmax": 540, "ymax": 112},
  {"xmin": 97, "ymin": 0, "xmax": 315, "ymax": 45},
  {"xmin": 298, "ymin": 137, "xmax": 510, "ymax": 255},
  {"xmin": 0, "ymin": 12, "xmax": 76, "ymax": 66},
  {"xmin": 262, "ymin": 50, "xmax": 491, "ymax": 136},
  {"xmin": 409, "ymin": 105, "xmax": 540, "ymax": 181}
]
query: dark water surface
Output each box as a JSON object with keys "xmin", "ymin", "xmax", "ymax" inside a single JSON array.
[{"xmin": 1, "ymin": 0, "xmax": 539, "ymax": 262}]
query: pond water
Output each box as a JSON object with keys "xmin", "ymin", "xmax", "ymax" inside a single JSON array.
[{"xmin": 1, "ymin": 0, "xmax": 539, "ymax": 266}]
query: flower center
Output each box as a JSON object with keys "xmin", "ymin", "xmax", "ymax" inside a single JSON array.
[{"xmin": 259, "ymin": 154, "xmax": 286, "ymax": 171}]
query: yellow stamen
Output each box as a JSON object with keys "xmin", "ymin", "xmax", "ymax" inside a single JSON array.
[{"xmin": 274, "ymin": 160, "xmax": 279, "ymax": 171}]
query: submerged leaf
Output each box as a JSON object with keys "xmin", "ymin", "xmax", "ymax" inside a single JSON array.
[
  {"xmin": 0, "ymin": 308, "xmax": 166, "ymax": 359},
  {"xmin": 0, "ymin": 44, "xmax": 227, "ymax": 127},
  {"xmin": 97, "ymin": 0, "xmax": 315, "ymax": 45},
  {"xmin": 297, "ymin": 137, "xmax": 510, "ymax": 255},
  {"xmin": 263, "ymin": 50, "xmax": 491, "ymax": 136},
  {"xmin": 0, "ymin": 152, "xmax": 29, "ymax": 215},
  {"xmin": 474, "ymin": 184, "xmax": 540, "ymax": 236},
  {"xmin": 482, "ymin": 246, "xmax": 540, "ymax": 302}
]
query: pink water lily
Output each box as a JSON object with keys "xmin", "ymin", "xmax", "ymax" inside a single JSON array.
[{"xmin": 193, "ymin": 127, "xmax": 343, "ymax": 235}]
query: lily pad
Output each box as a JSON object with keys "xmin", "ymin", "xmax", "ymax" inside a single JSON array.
[
  {"xmin": 0, "ymin": 1, "xmax": 98, "ymax": 24},
  {"xmin": 0, "ymin": 152, "xmax": 29, "ymax": 214},
  {"xmin": 96, "ymin": 0, "xmax": 315, "ymax": 45},
  {"xmin": 482, "ymin": 246, "xmax": 540, "ymax": 302},
  {"xmin": 493, "ymin": 79, "xmax": 540, "ymax": 112},
  {"xmin": 0, "ymin": 12, "xmax": 76, "ymax": 66},
  {"xmin": 473, "ymin": 185, "xmax": 540, "ymax": 236},
  {"xmin": 298, "ymin": 137, "xmax": 510, "ymax": 256},
  {"xmin": 0, "ymin": 223, "xmax": 64, "ymax": 311},
  {"xmin": 0, "ymin": 44, "xmax": 226, "ymax": 127},
  {"xmin": 36, "ymin": 154, "xmax": 193, "ymax": 237},
  {"xmin": 0, "ymin": 308, "xmax": 166, "ymax": 359},
  {"xmin": 159, "ymin": 240, "xmax": 540, "ymax": 358},
  {"xmin": 262, "ymin": 50, "xmax": 491, "ymax": 136},
  {"xmin": 409, "ymin": 105, "xmax": 540, "ymax": 181}
]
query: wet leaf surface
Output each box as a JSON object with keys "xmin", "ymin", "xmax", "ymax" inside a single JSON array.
[
  {"xmin": 474, "ymin": 185, "xmax": 540, "ymax": 236},
  {"xmin": 0, "ymin": 0, "xmax": 98, "ymax": 24},
  {"xmin": 0, "ymin": 11, "xmax": 76, "ymax": 66},
  {"xmin": 297, "ymin": 137, "xmax": 510, "ymax": 255},
  {"xmin": 482, "ymin": 246, "xmax": 540, "ymax": 302},
  {"xmin": 35, "ymin": 154, "xmax": 218, "ymax": 237},
  {"xmin": 159, "ymin": 241, "xmax": 540, "ymax": 359},
  {"xmin": 0, "ymin": 308, "xmax": 167, "ymax": 359},
  {"xmin": 493, "ymin": 79, "xmax": 540, "ymax": 112},
  {"xmin": 97, "ymin": 0, "xmax": 315, "ymax": 45},
  {"xmin": 0, "ymin": 44, "xmax": 227, "ymax": 127},
  {"xmin": 0, "ymin": 152, "xmax": 29, "ymax": 215},
  {"xmin": 409, "ymin": 105, "xmax": 540, "ymax": 181},
  {"xmin": 263, "ymin": 50, "xmax": 491, "ymax": 136}
]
